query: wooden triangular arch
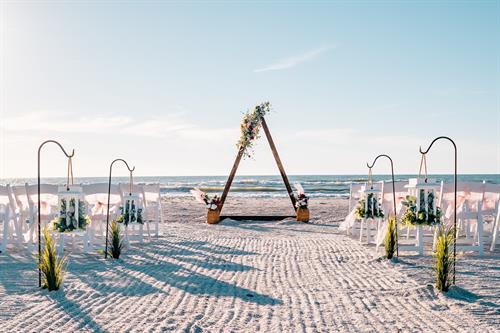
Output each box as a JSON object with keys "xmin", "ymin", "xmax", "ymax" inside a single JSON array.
[{"xmin": 214, "ymin": 117, "xmax": 299, "ymax": 222}]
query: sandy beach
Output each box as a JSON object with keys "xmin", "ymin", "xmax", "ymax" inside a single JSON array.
[{"xmin": 0, "ymin": 197, "xmax": 498, "ymax": 332}]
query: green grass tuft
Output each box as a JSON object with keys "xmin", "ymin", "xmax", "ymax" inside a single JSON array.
[
  {"xmin": 435, "ymin": 226, "xmax": 455, "ymax": 292},
  {"xmin": 108, "ymin": 220, "xmax": 123, "ymax": 259},
  {"xmin": 39, "ymin": 227, "xmax": 66, "ymax": 291},
  {"xmin": 385, "ymin": 216, "xmax": 397, "ymax": 259}
]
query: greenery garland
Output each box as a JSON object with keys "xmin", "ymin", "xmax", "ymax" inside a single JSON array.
[
  {"xmin": 237, "ymin": 102, "xmax": 271, "ymax": 159},
  {"xmin": 354, "ymin": 193, "xmax": 384, "ymax": 219},
  {"xmin": 401, "ymin": 194, "xmax": 442, "ymax": 226},
  {"xmin": 51, "ymin": 198, "xmax": 90, "ymax": 232}
]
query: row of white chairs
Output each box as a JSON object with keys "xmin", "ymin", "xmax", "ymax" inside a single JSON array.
[
  {"xmin": 0, "ymin": 183, "xmax": 163, "ymax": 253},
  {"xmin": 344, "ymin": 180, "xmax": 500, "ymax": 256}
]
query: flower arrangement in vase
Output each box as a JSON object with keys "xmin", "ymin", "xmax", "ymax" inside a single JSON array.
[
  {"xmin": 191, "ymin": 188, "xmax": 222, "ymax": 224},
  {"xmin": 237, "ymin": 101, "xmax": 271, "ymax": 159},
  {"xmin": 294, "ymin": 183, "xmax": 310, "ymax": 222}
]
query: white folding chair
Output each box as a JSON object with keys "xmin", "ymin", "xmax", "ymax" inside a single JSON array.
[
  {"xmin": 375, "ymin": 181, "xmax": 407, "ymax": 252},
  {"xmin": 119, "ymin": 183, "xmax": 146, "ymax": 244},
  {"xmin": 357, "ymin": 181, "xmax": 384, "ymax": 244},
  {"xmin": 24, "ymin": 184, "xmax": 59, "ymax": 251},
  {"xmin": 481, "ymin": 183, "xmax": 500, "ymax": 251},
  {"xmin": 441, "ymin": 181, "xmax": 486, "ymax": 256},
  {"xmin": 83, "ymin": 183, "xmax": 122, "ymax": 250},
  {"xmin": 0, "ymin": 185, "xmax": 17, "ymax": 252},
  {"xmin": 142, "ymin": 183, "xmax": 162, "ymax": 237},
  {"xmin": 340, "ymin": 182, "xmax": 363, "ymax": 235}
]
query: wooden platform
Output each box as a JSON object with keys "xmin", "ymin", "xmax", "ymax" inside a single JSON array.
[{"xmin": 219, "ymin": 215, "xmax": 296, "ymax": 221}]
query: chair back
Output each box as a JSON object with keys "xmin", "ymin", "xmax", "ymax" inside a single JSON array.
[
  {"xmin": 381, "ymin": 180, "xmax": 406, "ymax": 216},
  {"xmin": 11, "ymin": 184, "xmax": 31, "ymax": 222},
  {"xmin": 83, "ymin": 183, "xmax": 122, "ymax": 217},
  {"xmin": 0, "ymin": 185, "xmax": 12, "ymax": 220},
  {"xmin": 482, "ymin": 183, "xmax": 500, "ymax": 216},
  {"xmin": 24, "ymin": 184, "xmax": 59, "ymax": 219},
  {"xmin": 348, "ymin": 183, "xmax": 363, "ymax": 212},
  {"xmin": 440, "ymin": 181, "xmax": 485, "ymax": 220},
  {"xmin": 119, "ymin": 183, "xmax": 145, "ymax": 209}
]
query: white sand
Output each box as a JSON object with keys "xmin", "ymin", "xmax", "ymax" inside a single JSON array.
[{"xmin": 0, "ymin": 197, "xmax": 498, "ymax": 332}]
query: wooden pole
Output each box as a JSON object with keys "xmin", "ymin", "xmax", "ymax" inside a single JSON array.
[
  {"xmin": 261, "ymin": 117, "xmax": 297, "ymax": 210},
  {"xmin": 219, "ymin": 147, "xmax": 244, "ymax": 210}
]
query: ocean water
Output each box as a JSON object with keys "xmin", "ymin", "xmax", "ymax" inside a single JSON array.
[{"xmin": 1, "ymin": 175, "xmax": 498, "ymax": 198}]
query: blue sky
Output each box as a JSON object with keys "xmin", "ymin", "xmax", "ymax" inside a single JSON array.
[{"xmin": 0, "ymin": 1, "xmax": 499, "ymax": 178}]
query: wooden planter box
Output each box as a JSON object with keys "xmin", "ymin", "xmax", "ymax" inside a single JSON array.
[
  {"xmin": 207, "ymin": 209, "xmax": 221, "ymax": 224},
  {"xmin": 296, "ymin": 207, "xmax": 309, "ymax": 222}
]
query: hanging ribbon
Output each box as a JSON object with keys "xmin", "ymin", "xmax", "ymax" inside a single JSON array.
[
  {"xmin": 418, "ymin": 153, "xmax": 428, "ymax": 183},
  {"xmin": 368, "ymin": 167, "xmax": 373, "ymax": 189},
  {"xmin": 66, "ymin": 156, "xmax": 74, "ymax": 190},
  {"xmin": 129, "ymin": 170, "xmax": 133, "ymax": 195}
]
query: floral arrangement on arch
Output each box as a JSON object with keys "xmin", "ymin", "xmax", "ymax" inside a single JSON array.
[
  {"xmin": 354, "ymin": 193, "xmax": 384, "ymax": 219},
  {"xmin": 116, "ymin": 200, "xmax": 144, "ymax": 226},
  {"xmin": 294, "ymin": 183, "xmax": 309, "ymax": 209},
  {"xmin": 237, "ymin": 102, "xmax": 271, "ymax": 159},
  {"xmin": 401, "ymin": 193, "xmax": 442, "ymax": 226},
  {"xmin": 191, "ymin": 188, "xmax": 221, "ymax": 211},
  {"xmin": 51, "ymin": 198, "xmax": 91, "ymax": 232}
]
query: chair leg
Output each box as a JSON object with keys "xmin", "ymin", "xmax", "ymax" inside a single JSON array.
[
  {"xmin": 57, "ymin": 233, "xmax": 65, "ymax": 256},
  {"xmin": 359, "ymin": 220, "xmax": 365, "ymax": 242},
  {"xmin": 477, "ymin": 217, "xmax": 484, "ymax": 256},
  {"xmin": 83, "ymin": 231, "xmax": 89, "ymax": 253},
  {"xmin": 139, "ymin": 224, "xmax": 144, "ymax": 243},
  {"xmin": 1, "ymin": 219, "xmax": 8, "ymax": 252},
  {"xmin": 27, "ymin": 223, "xmax": 35, "ymax": 252},
  {"xmin": 125, "ymin": 226, "xmax": 130, "ymax": 247},
  {"xmin": 366, "ymin": 220, "xmax": 371, "ymax": 244},
  {"xmin": 432, "ymin": 226, "xmax": 439, "ymax": 252},
  {"xmin": 417, "ymin": 226, "xmax": 424, "ymax": 256},
  {"xmin": 155, "ymin": 208, "xmax": 163, "ymax": 238},
  {"xmin": 490, "ymin": 217, "xmax": 499, "ymax": 252}
]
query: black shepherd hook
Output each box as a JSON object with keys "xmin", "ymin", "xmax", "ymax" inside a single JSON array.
[
  {"xmin": 105, "ymin": 159, "xmax": 135, "ymax": 259},
  {"xmin": 419, "ymin": 136, "xmax": 457, "ymax": 285},
  {"xmin": 367, "ymin": 154, "xmax": 398, "ymax": 256},
  {"xmin": 37, "ymin": 140, "xmax": 75, "ymax": 287}
]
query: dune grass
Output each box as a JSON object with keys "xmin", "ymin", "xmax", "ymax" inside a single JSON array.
[
  {"xmin": 39, "ymin": 228, "xmax": 66, "ymax": 291},
  {"xmin": 108, "ymin": 220, "xmax": 123, "ymax": 259},
  {"xmin": 435, "ymin": 226, "xmax": 455, "ymax": 292},
  {"xmin": 385, "ymin": 216, "xmax": 397, "ymax": 259}
]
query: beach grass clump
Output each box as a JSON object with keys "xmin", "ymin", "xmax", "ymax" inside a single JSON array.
[
  {"xmin": 39, "ymin": 227, "xmax": 66, "ymax": 291},
  {"xmin": 435, "ymin": 226, "xmax": 455, "ymax": 292},
  {"xmin": 385, "ymin": 216, "xmax": 397, "ymax": 259},
  {"xmin": 108, "ymin": 220, "xmax": 123, "ymax": 259}
]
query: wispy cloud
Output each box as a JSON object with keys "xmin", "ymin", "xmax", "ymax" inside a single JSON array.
[
  {"xmin": 1, "ymin": 110, "xmax": 235, "ymax": 140},
  {"xmin": 254, "ymin": 45, "xmax": 335, "ymax": 73}
]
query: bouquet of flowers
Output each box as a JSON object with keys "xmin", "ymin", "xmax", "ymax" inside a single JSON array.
[
  {"xmin": 354, "ymin": 193, "xmax": 384, "ymax": 219},
  {"xmin": 237, "ymin": 102, "xmax": 271, "ymax": 159},
  {"xmin": 401, "ymin": 193, "xmax": 442, "ymax": 226},
  {"xmin": 51, "ymin": 198, "xmax": 90, "ymax": 232},
  {"xmin": 116, "ymin": 199, "xmax": 144, "ymax": 226},
  {"xmin": 190, "ymin": 188, "xmax": 221, "ymax": 211},
  {"xmin": 294, "ymin": 183, "xmax": 309, "ymax": 209}
]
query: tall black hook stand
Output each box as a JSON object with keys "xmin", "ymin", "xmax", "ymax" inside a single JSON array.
[
  {"xmin": 367, "ymin": 154, "xmax": 398, "ymax": 256},
  {"xmin": 105, "ymin": 159, "xmax": 135, "ymax": 259},
  {"xmin": 419, "ymin": 136, "xmax": 457, "ymax": 284},
  {"xmin": 37, "ymin": 140, "xmax": 75, "ymax": 287}
]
